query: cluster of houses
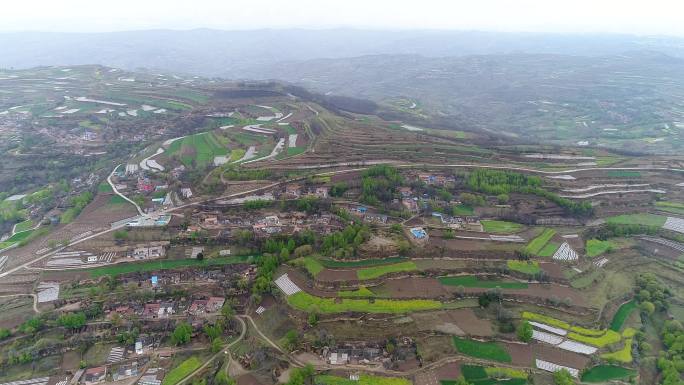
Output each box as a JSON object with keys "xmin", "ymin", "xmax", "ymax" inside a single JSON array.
[
  {"xmin": 187, "ymin": 211, "xmax": 344, "ymax": 238},
  {"xmin": 431, "ymin": 212, "xmax": 482, "ymax": 231},
  {"xmin": 130, "ymin": 245, "xmax": 166, "ymax": 260},
  {"xmin": 106, "ymin": 296, "xmax": 225, "ymax": 320},
  {"xmin": 346, "ymin": 206, "xmax": 390, "ymax": 224},
  {"xmin": 284, "ymin": 184, "xmax": 329, "ymax": 199}
]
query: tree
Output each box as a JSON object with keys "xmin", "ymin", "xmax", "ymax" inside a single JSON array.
[
  {"xmin": 171, "ymin": 322, "xmax": 192, "ymax": 345},
  {"xmin": 517, "ymin": 320, "xmax": 533, "ymax": 342},
  {"xmin": 0, "ymin": 328, "xmax": 10, "ymax": 340},
  {"xmin": 196, "ymin": 252, "xmax": 204, "ymax": 261},
  {"xmin": 640, "ymin": 301, "xmax": 655, "ymax": 315},
  {"xmin": 204, "ymin": 323, "xmax": 223, "ymax": 341},
  {"xmin": 215, "ymin": 371, "xmax": 235, "ymax": 385},
  {"xmin": 286, "ymin": 364, "xmax": 315, "ymax": 385},
  {"xmin": 58, "ymin": 312, "xmax": 87, "ymax": 329},
  {"xmin": 459, "ymin": 192, "xmax": 485, "ymax": 207},
  {"xmin": 293, "ymin": 245, "xmax": 313, "ymax": 258},
  {"xmin": 284, "ymin": 329, "xmax": 299, "ymax": 351},
  {"xmin": 211, "ymin": 337, "xmax": 223, "ymax": 353},
  {"xmin": 308, "ymin": 312, "xmax": 319, "ymax": 327},
  {"xmin": 20, "ymin": 317, "xmax": 44, "ymax": 334},
  {"xmin": 497, "ymin": 194, "xmax": 510, "ymax": 204},
  {"xmin": 221, "ymin": 304, "xmax": 235, "ymax": 320},
  {"xmin": 553, "ymin": 369, "xmax": 575, "ymax": 385}
]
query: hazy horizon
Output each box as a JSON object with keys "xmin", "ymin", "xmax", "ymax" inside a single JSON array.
[{"xmin": 3, "ymin": 0, "xmax": 684, "ymax": 37}]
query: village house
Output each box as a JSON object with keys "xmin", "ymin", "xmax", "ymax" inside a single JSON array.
[
  {"xmin": 364, "ymin": 213, "xmax": 388, "ymax": 224},
  {"xmin": 137, "ymin": 178, "xmax": 154, "ymax": 194},
  {"xmin": 285, "ymin": 184, "xmax": 301, "ymax": 198},
  {"xmin": 313, "ymin": 186, "xmax": 329, "ymax": 198},
  {"xmin": 402, "ymin": 198, "xmax": 419, "ymax": 213},
  {"xmin": 188, "ymin": 296, "xmax": 225, "ymax": 315},
  {"xmin": 180, "ymin": 188, "xmax": 193, "ymax": 199},
  {"xmin": 398, "ymin": 187, "xmax": 413, "ymax": 198},
  {"xmin": 108, "ymin": 305, "xmax": 135, "ymax": 319},
  {"xmin": 131, "ymin": 246, "xmax": 165, "ymax": 260},
  {"xmin": 203, "ymin": 215, "xmax": 219, "ymax": 226}
]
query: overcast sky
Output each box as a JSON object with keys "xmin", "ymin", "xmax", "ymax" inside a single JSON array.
[{"xmin": 3, "ymin": 0, "xmax": 684, "ymax": 36}]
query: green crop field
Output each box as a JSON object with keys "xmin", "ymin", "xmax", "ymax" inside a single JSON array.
[
  {"xmin": 287, "ymin": 147, "xmax": 306, "ymax": 156},
  {"xmin": 452, "ymin": 337, "xmax": 511, "ymax": 363},
  {"xmin": 356, "ymin": 261, "xmax": 418, "ymax": 280},
  {"xmin": 481, "ymin": 220, "xmax": 523, "ymax": 234},
  {"xmin": 461, "ymin": 365, "xmax": 488, "ymax": 381},
  {"xmin": 537, "ymin": 242, "xmax": 560, "ymax": 257},
  {"xmin": 166, "ymin": 131, "xmax": 229, "ymax": 167},
  {"xmin": 108, "ymin": 195, "xmax": 129, "ymax": 205},
  {"xmin": 13, "ymin": 220, "xmax": 33, "ymax": 233},
  {"xmin": 162, "ymin": 356, "xmax": 201, "ymax": 385},
  {"xmin": 606, "ymin": 170, "xmax": 641, "ymax": 178},
  {"xmin": 655, "ymin": 201, "xmax": 684, "ymax": 215},
  {"xmin": 452, "ymin": 204, "xmax": 474, "ymax": 216},
  {"xmin": 568, "ymin": 329, "xmax": 621, "ymax": 347},
  {"xmin": 522, "ymin": 312, "xmax": 607, "ymax": 336},
  {"xmin": 319, "ymin": 256, "xmax": 407, "ymax": 268},
  {"xmin": 507, "ymin": 260, "xmax": 540, "ymax": 275},
  {"xmin": 610, "ymin": 300, "xmax": 637, "ymax": 331},
  {"xmin": 97, "ymin": 183, "xmax": 113, "ymax": 193},
  {"xmin": 287, "ymin": 291, "xmax": 441, "ymax": 314},
  {"xmin": 457, "ymin": 365, "xmax": 527, "ymax": 385},
  {"xmin": 88, "ymin": 255, "xmax": 255, "ymax": 278},
  {"xmin": 600, "ymin": 338, "xmax": 633, "ymax": 363},
  {"xmin": 315, "ymin": 374, "xmax": 411, "ymax": 385},
  {"xmin": 231, "ymin": 132, "xmax": 269, "ymax": 146},
  {"xmin": 2, "ymin": 229, "xmax": 35, "ymax": 247},
  {"xmin": 605, "ymin": 213, "xmax": 666, "ymax": 227},
  {"xmin": 298, "ymin": 257, "xmax": 324, "ymax": 276},
  {"xmin": 570, "ymin": 269, "xmax": 602, "ymax": 289},
  {"xmin": 523, "ymin": 228, "xmax": 556, "ymax": 255},
  {"xmin": 581, "ymin": 365, "xmax": 635, "ymax": 383},
  {"xmin": 338, "ymin": 286, "xmax": 375, "ymax": 298},
  {"xmin": 438, "ymin": 275, "xmax": 528, "ymax": 289},
  {"xmin": 586, "ymin": 239, "xmax": 616, "ymax": 257}
]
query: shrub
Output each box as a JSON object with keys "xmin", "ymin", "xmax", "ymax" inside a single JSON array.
[{"xmin": 517, "ymin": 321, "xmax": 533, "ymax": 342}]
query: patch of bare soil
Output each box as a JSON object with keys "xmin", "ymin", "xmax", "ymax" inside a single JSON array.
[
  {"xmin": 412, "ymin": 309, "xmax": 494, "ymax": 337},
  {"xmin": 504, "ymin": 342, "xmax": 534, "ymax": 366},
  {"xmin": 539, "ymin": 262, "xmax": 565, "ymax": 280},
  {"xmin": 358, "ymin": 235, "xmax": 398, "ymax": 257},
  {"xmin": 315, "ymin": 268, "xmax": 358, "ymax": 282},
  {"xmin": 376, "ymin": 277, "xmax": 449, "ymax": 298},
  {"xmin": 435, "ymin": 361, "xmax": 463, "ymax": 381},
  {"xmin": 237, "ymin": 374, "xmax": 263, "ymax": 385},
  {"xmin": 532, "ymin": 343, "xmax": 591, "ymax": 370}
]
